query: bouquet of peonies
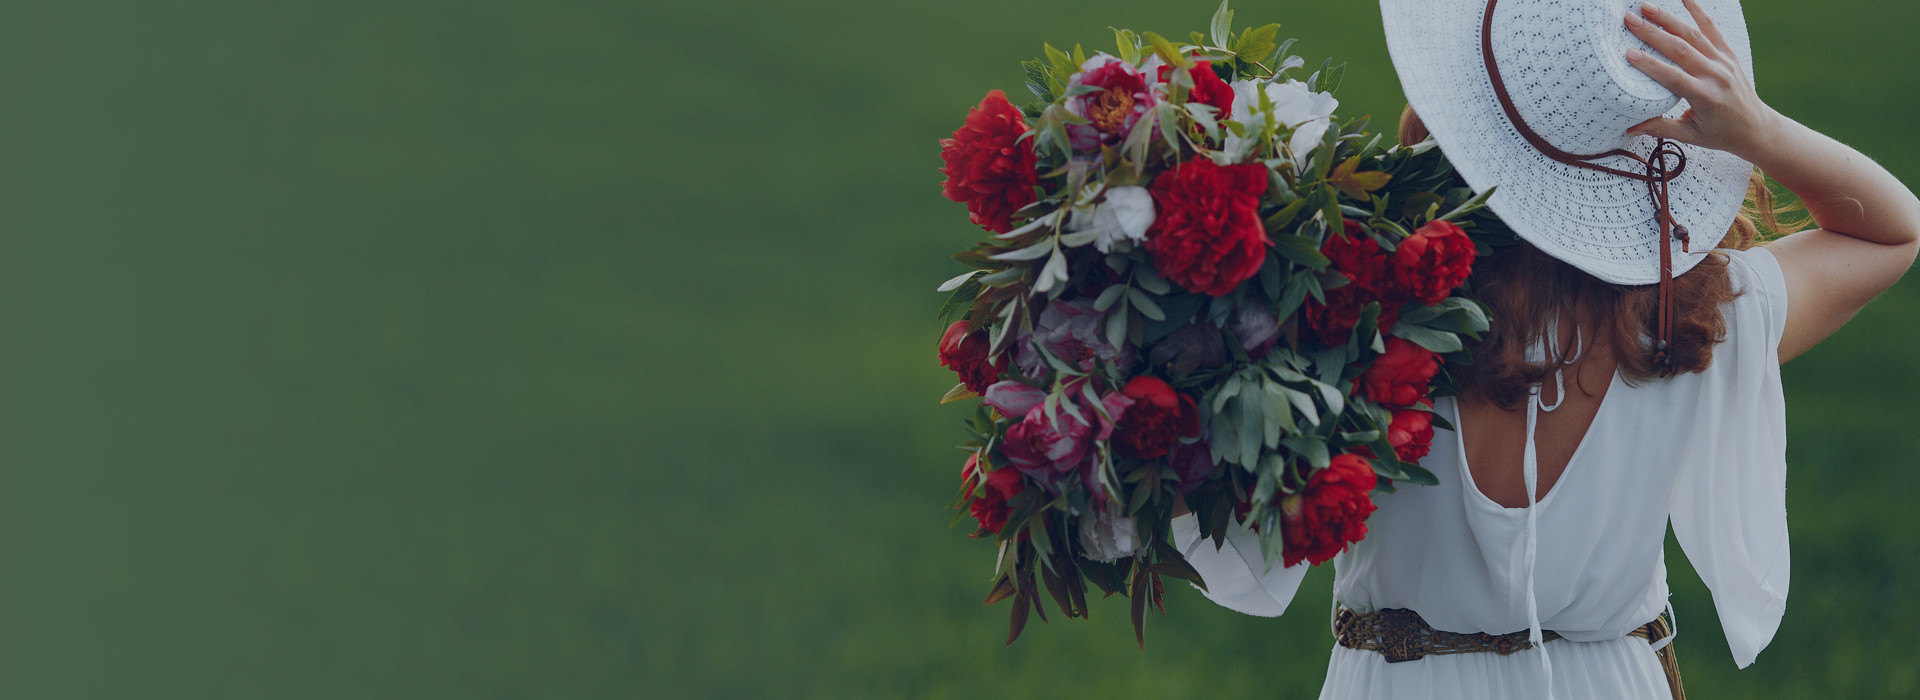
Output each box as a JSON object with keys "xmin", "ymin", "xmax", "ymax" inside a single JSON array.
[{"xmin": 936, "ymin": 2, "xmax": 1503, "ymax": 648}]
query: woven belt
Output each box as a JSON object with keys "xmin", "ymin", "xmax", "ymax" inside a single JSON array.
[{"xmin": 1334, "ymin": 607, "xmax": 1685, "ymax": 699}]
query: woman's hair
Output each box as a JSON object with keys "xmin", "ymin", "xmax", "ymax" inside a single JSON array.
[{"xmin": 1398, "ymin": 105, "xmax": 1800, "ymax": 409}]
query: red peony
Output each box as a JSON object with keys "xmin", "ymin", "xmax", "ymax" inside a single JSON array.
[
  {"xmin": 1158, "ymin": 60, "xmax": 1235, "ymax": 118},
  {"xmin": 1392, "ymin": 219, "xmax": 1476, "ymax": 305},
  {"xmin": 1280, "ymin": 454, "xmax": 1379, "ymax": 567},
  {"xmin": 1144, "ymin": 159, "xmax": 1270, "ymax": 297},
  {"xmin": 1387, "ymin": 400, "xmax": 1436, "ymax": 463},
  {"xmin": 963, "ymin": 453, "xmax": 1025, "ymax": 534},
  {"xmin": 939, "ymin": 320, "xmax": 1005, "ymax": 394},
  {"xmin": 1356, "ymin": 337, "xmax": 1441, "ymax": 408},
  {"xmin": 939, "ymin": 90, "xmax": 1039, "ymax": 234},
  {"xmin": 1111, "ymin": 376, "xmax": 1200, "ymax": 460},
  {"xmin": 1305, "ymin": 221, "xmax": 1404, "ymax": 346}
]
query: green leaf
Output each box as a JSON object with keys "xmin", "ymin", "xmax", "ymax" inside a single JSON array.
[
  {"xmin": 1391, "ymin": 323, "xmax": 1466, "ymax": 353},
  {"xmin": 1112, "ymin": 27, "xmax": 1141, "ymax": 64},
  {"xmin": 1260, "ymin": 380, "xmax": 1290, "ymax": 448},
  {"xmin": 991, "ymin": 238, "xmax": 1056, "ymax": 262},
  {"xmin": 1044, "ymin": 42, "xmax": 1077, "ymax": 81},
  {"xmin": 937, "ymin": 269, "xmax": 986, "ymax": 292},
  {"xmin": 1231, "ymin": 23, "xmax": 1280, "ymax": 68},
  {"xmin": 1263, "ymin": 198, "xmax": 1310, "ymax": 234},
  {"xmin": 1312, "ymin": 59, "xmax": 1347, "ymax": 94},
  {"xmin": 1275, "ymin": 273, "xmax": 1311, "ymax": 321},
  {"xmin": 1105, "ymin": 297, "xmax": 1129, "ymax": 350},
  {"xmin": 1186, "ymin": 102, "xmax": 1221, "ymax": 142},
  {"xmin": 1271, "ymin": 233, "xmax": 1330, "ymax": 268},
  {"xmin": 940, "ymin": 382, "xmax": 979, "ymax": 404},
  {"xmin": 1237, "ymin": 390, "xmax": 1262, "ymax": 467},
  {"xmin": 1439, "ymin": 185, "xmax": 1497, "ymax": 222},
  {"xmin": 1209, "ymin": 0, "xmax": 1233, "ymax": 49},
  {"xmin": 1127, "ymin": 288, "xmax": 1166, "ymax": 321},
  {"xmin": 1140, "ymin": 31, "xmax": 1186, "ymax": 69},
  {"xmin": 1122, "ymin": 108, "xmax": 1158, "ymax": 176},
  {"xmin": 1281, "ymin": 434, "xmax": 1330, "ymax": 469},
  {"xmin": 1156, "ymin": 101, "xmax": 1181, "ymax": 153},
  {"xmin": 1310, "ymin": 377, "xmax": 1346, "ymax": 416},
  {"xmin": 1328, "ymin": 155, "xmax": 1393, "ymax": 201},
  {"xmin": 978, "ymin": 268, "xmax": 1024, "ymax": 287},
  {"xmin": 1094, "ymin": 283, "xmax": 1128, "ymax": 312},
  {"xmin": 1134, "ymin": 265, "xmax": 1172, "ymax": 295},
  {"xmin": 1022, "ymin": 60, "xmax": 1055, "ymax": 103},
  {"xmin": 1058, "ymin": 227, "xmax": 1102, "ymax": 248}
]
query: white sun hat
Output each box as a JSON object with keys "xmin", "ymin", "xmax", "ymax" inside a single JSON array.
[{"xmin": 1380, "ymin": 0, "xmax": 1755, "ymax": 286}]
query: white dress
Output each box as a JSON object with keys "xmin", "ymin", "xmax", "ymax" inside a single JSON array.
[{"xmin": 1170, "ymin": 246, "xmax": 1791, "ymax": 699}]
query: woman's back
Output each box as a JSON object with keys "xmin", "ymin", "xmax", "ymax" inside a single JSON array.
[{"xmin": 1173, "ymin": 246, "xmax": 1791, "ymax": 699}]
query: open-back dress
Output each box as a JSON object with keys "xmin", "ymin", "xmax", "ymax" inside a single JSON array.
[{"xmin": 1169, "ymin": 245, "xmax": 1791, "ymax": 699}]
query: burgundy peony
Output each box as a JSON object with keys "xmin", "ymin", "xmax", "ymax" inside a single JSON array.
[
  {"xmin": 1387, "ymin": 400, "xmax": 1436, "ymax": 463},
  {"xmin": 1144, "ymin": 159, "xmax": 1270, "ymax": 297},
  {"xmin": 1305, "ymin": 221, "xmax": 1403, "ymax": 346},
  {"xmin": 962, "ymin": 452, "xmax": 1025, "ymax": 534},
  {"xmin": 1166, "ymin": 438, "xmax": 1217, "ymax": 493},
  {"xmin": 1356, "ymin": 337, "xmax": 1442, "ymax": 408},
  {"xmin": 939, "ymin": 320, "xmax": 1005, "ymax": 394},
  {"xmin": 1158, "ymin": 60, "xmax": 1235, "ymax": 118},
  {"xmin": 939, "ymin": 89, "xmax": 1039, "ymax": 234},
  {"xmin": 996, "ymin": 377, "xmax": 1135, "ymax": 493},
  {"xmin": 1111, "ymin": 376, "xmax": 1200, "ymax": 460},
  {"xmin": 1014, "ymin": 297, "xmax": 1133, "ymax": 378},
  {"xmin": 1392, "ymin": 219, "xmax": 1476, "ymax": 305},
  {"xmin": 1280, "ymin": 454, "xmax": 1380, "ymax": 567},
  {"xmin": 1064, "ymin": 56, "xmax": 1156, "ymax": 151}
]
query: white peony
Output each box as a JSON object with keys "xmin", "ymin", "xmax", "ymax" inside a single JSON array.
[
  {"xmin": 1068, "ymin": 186, "xmax": 1156, "ymax": 253},
  {"xmin": 1078, "ymin": 502, "xmax": 1141, "ymax": 563},
  {"xmin": 1224, "ymin": 78, "xmax": 1340, "ymax": 166}
]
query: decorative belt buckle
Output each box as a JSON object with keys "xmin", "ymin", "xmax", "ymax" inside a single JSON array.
[{"xmin": 1378, "ymin": 608, "xmax": 1427, "ymax": 663}]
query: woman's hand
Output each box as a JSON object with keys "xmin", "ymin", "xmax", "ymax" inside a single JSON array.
[
  {"xmin": 1621, "ymin": 0, "xmax": 1778, "ymax": 157},
  {"xmin": 1623, "ymin": 0, "xmax": 1920, "ymax": 363}
]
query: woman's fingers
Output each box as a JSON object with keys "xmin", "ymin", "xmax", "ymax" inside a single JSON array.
[
  {"xmin": 1626, "ymin": 114, "xmax": 1694, "ymax": 142},
  {"xmin": 1624, "ymin": 47, "xmax": 1702, "ymax": 100},
  {"xmin": 1678, "ymin": 0, "xmax": 1735, "ymax": 55},
  {"xmin": 1638, "ymin": 2, "xmax": 1720, "ymax": 60},
  {"xmin": 1625, "ymin": 6, "xmax": 1721, "ymax": 79}
]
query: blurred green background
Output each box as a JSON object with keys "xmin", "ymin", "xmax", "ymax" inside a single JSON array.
[{"xmin": 1, "ymin": 0, "xmax": 1914, "ymax": 697}]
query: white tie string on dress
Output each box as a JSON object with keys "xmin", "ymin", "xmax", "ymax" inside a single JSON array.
[{"xmin": 1522, "ymin": 322, "xmax": 1582, "ymax": 700}]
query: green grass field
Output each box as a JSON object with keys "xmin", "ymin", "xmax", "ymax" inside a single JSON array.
[{"xmin": 2, "ymin": 0, "xmax": 1916, "ymax": 697}]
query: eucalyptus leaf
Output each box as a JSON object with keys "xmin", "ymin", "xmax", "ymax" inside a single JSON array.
[
  {"xmin": 1127, "ymin": 288, "xmax": 1166, "ymax": 321},
  {"xmin": 1281, "ymin": 386, "xmax": 1319, "ymax": 426},
  {"xmin": 1209, "ymin": 0, "xmax": 1233, "ymax": 49},
  {"xmin": 1059, "ymin": 227, "xmax": 1103, "ymax": 248},
  {"xmin": 1271, "ymin": 233, "xmax": 1330, "ymax": 268},
  {"xmin": 979, "ymin": 268, "xmax": 1024, "ymax": 287},
  {"xmin": 1391, "ymin": 323, "xmax": 1466, "ymax": 353},
  {"xmin": 937, "ymin": 269, "xmax": 985, "ymax": 292},
  {"xmin": 1134, "ymin": 265, "xmax": 1171, "ymax": 295}
]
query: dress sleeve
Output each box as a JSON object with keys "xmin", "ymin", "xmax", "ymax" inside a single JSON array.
[
  {"xmin": 1168, "ymin": 511, "xmax": 1308, "ymax": 617},
  {"xmin": 1669, "ymin": 245, "xmax": 1791, "ymax": 669}
]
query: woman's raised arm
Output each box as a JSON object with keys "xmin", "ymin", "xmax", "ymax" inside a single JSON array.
[{"xmin": 1623, "ymin": 0, "xmax": 1920, "ymax": 362}]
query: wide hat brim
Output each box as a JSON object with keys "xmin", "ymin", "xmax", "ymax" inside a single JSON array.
[{"xmin": 1380, "ymin": 0, "xmax": 1755, "ymax": 285}]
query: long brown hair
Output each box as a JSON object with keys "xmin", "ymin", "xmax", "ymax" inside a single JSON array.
[{"xmin": 1399, "ymin": 105, "xmax": 1799, "ymax": 409}]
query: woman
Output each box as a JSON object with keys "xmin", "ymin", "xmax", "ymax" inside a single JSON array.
[{"xmin": 1170, "ymin": 1, "xmax": 1920, "ymax": 698}]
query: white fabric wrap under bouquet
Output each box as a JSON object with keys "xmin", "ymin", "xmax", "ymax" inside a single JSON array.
[{"xmin": 1223, "ymin": 78, "xmax": 1339, "ymax": 166}]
